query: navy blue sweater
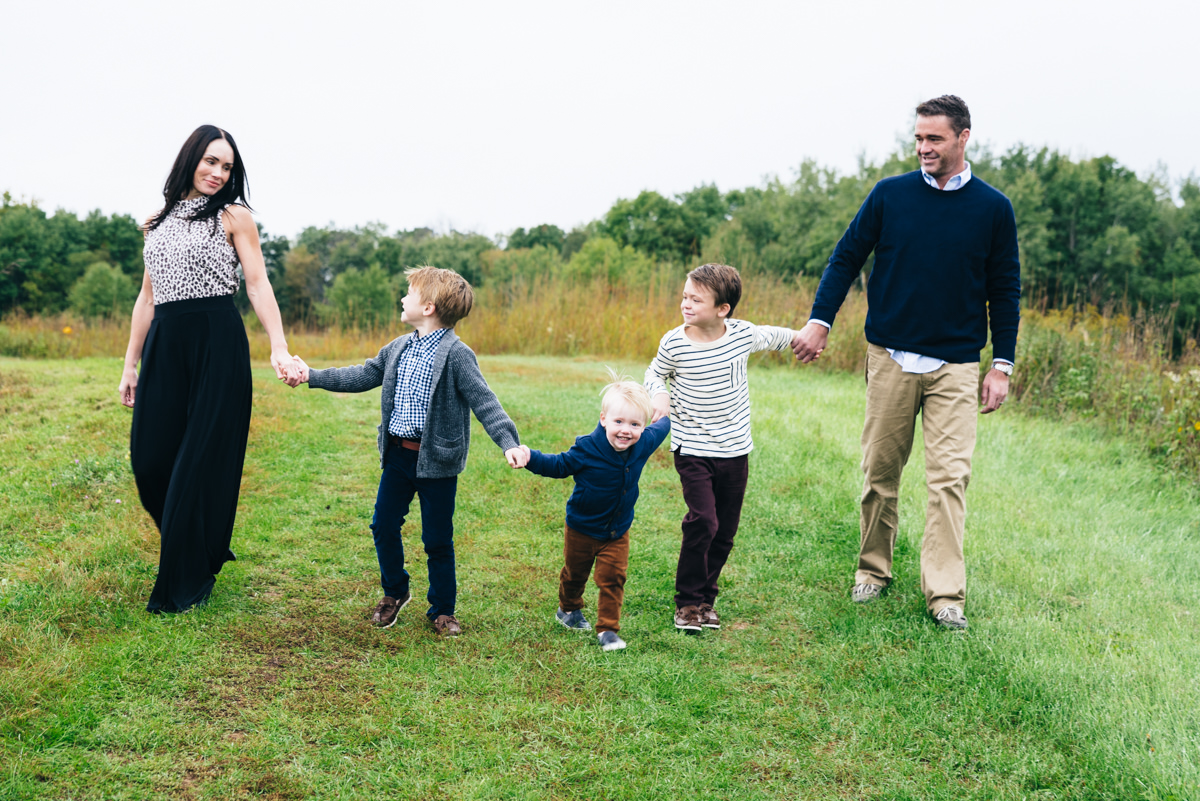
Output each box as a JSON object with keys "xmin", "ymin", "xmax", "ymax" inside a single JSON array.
[
  {"xmin": 810, "ymin": 171, "xmax": 1021, "ymax": 363},
  {"xmin": 525, "ymin": 418, "xmax": 670, "ymax": 541}
]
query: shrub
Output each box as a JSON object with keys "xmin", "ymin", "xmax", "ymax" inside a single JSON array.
[
  {"xmin": 322, "ymin": 264, "xmax": 395, "ymax": 329},
  {"xmin": 68, "ymin": 263, "xmax": 138, "ymax": 319}
]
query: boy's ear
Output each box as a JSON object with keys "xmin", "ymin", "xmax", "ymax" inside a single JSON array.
[
  {"xmin": 423, "ymin": 301, "xmax": 437, "ymax": 318},
  {"xmin": 717, "ymin": 303, "xmax": 731, "ymax": 319}
]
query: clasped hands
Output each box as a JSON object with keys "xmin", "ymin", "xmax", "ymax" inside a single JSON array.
[
  {"xmin": 273, "ymin": 354, "xmax": 309, "ymax": 388},
  {"xmin": 274, "ymin": 354, "xmax": 530, "ymax": 469}
]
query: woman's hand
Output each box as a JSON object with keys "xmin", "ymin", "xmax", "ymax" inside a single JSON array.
[
  {"xmin": 119, "ymin": 366, "xmax": 138, "ymax": 408},
  {"xmin": 271, "ymin": 347, "xmax": 301, "ymax": 385}
]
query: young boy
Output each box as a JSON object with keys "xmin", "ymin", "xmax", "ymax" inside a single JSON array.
[
  {"xmin": 516, "ymin": 373, "xmax": 670, "ymax": 651},
  {"xmin": 645, "ymin": 263, "xmax": 799, "ymax": 633},
  {"xmin": 291, "ymin": 266, "xmax": 526, "ymax": 636}
]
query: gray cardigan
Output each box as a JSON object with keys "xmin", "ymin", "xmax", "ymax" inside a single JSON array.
[{"xmin": 308, "ymin": 329, "xmax": 519, "ymax": 478}]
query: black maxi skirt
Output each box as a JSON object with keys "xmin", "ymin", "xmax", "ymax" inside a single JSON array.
[{"xmin": 130, "ymin": 294, "xmax": 252, "ymax": 613}]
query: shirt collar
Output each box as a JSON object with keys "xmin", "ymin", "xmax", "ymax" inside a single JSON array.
[
  {"xmin": 412, "ymin": 327, "xmax": 449, "ymax": 347},
  {"xmin": 921, "ymin": 161, "xmax": 972, "ymax": 191}
]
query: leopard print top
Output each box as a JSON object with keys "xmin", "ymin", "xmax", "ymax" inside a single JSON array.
[{"xmin": 143, "ymin": 196, "xmax": 240, "ymax": 304}]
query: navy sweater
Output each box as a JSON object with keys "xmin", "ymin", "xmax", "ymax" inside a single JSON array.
[
  {"xmin": 525, "ymin": 418, "xmax": 670, "ymax": 541},
  {"xmin": 810, "ymin": 170, "xmax": 1021, "ymax": 363}
]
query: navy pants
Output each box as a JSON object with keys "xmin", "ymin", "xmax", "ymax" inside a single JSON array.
[
  {"xmin": 673, "ymin": 452, "xmax": 749, "ymax": 609},
  {"xmin": 131, "ymin": 295, "xmax": 251, "ymax": 613},
  {"xmin": 372, "ymin": 442, "xmax": 458, "ymax": 619}
]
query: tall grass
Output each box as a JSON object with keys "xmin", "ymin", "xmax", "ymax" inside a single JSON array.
[
  {"xmin": 5, "ymin": 276, "xmax": 1197, "ymax": 480},
  {"xmin": 1012, "ymin": 306, "xmax": 1200, "ymax": 480},
  {"xmin": 0, "ymin": 275, "xmax": 870, "ymax": 370}
]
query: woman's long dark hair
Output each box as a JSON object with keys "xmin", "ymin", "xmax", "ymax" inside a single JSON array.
[{"xmin": 146, "ymin": 125, "xmax": 251, "ymax": 232}]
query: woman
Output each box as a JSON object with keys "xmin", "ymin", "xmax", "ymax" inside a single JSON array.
[{"xmin": 118, "ymin": 124, "xmax": 297, "ymax": 613}]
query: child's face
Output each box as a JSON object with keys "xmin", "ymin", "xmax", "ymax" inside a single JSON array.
[
  {"xmin": 600, "ymin": 398, "xmax": 647, "ymax": 452},
  {"xmin": 680, "ymin": 278, "xmax": 729, "ymax": 328},
  {"xmin": 400, "ymin": 286, "xmax": 428, "ymax": 325}
]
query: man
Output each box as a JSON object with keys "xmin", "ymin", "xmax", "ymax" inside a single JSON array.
[{"xmin": 791, "ymin": 95, "xmax": 1021, "ymax": 630}]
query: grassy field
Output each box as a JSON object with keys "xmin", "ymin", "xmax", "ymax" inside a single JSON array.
[{"xmin": 2, "ymin": 354, "xmax": 1199, "ymax": 800}]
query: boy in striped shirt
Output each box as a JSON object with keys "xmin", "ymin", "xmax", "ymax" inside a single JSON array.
[{"xmin": 645, "ymin": 263, "xmax": 799, "ymax": 632}]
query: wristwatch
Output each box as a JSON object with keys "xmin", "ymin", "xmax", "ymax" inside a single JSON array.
[{"xmin": 992, "ymin": 361, "xmax": 1013, "ymax": 376}]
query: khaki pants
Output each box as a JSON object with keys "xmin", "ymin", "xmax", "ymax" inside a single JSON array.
[{"xmin": 857, "ymin": 344, "xmax": 978, "ymax": 614}]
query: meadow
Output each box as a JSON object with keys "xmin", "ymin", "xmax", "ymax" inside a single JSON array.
[{"xmin": 2, "ymin": 352, "xmax": 1199, "ymax": 800}]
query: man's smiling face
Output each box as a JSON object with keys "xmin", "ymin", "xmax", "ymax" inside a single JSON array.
[{"xmin": 915, "ymin": 114, "xmax": 970, "ymax": 182}]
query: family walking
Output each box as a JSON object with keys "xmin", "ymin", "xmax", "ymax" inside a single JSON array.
[{"xmin": 119, "ymin": 94, "xmax": 1021, "ymax": 647}]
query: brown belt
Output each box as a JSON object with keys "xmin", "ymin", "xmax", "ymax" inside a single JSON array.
[{"xmin": 388, "ymin": 434, "xmax": 421, "ymax": 451}]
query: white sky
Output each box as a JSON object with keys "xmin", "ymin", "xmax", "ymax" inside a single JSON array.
[{"xmin": 3, "ymin": 0, "xmax": 1197, "ymax": 241}]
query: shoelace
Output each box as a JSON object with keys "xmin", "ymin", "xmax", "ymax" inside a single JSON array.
[{"xmin": 936, "ymin": 606, "xmax": 963, "ymax": 621}]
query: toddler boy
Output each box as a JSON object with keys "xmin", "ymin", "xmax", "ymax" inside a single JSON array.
[
  {"xmin": 517, "ymin": 373, "xmax": 670, "ymax": 651},
  {"xmin": 645, "ymin": 263, "xmax": 799, "ymax": 632},
  {"xmin": 292, "ymin": 266, "xmax": 525, "ymax": 636}
]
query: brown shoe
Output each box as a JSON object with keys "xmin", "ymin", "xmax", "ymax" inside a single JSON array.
[
  {"xmin": 674, "ymin": 605, "xmax": 703, "ymax": 632},
  {"xmin": 698, "ymin": 603, "xmax": 720, "ymax": 629},
  {"xmin": 371, "ymin": 592, "xmax": 411, "ymax": 629},
  {"xmin": 433, "ymin": 614, "xmax": 462, "ymax": 637}
]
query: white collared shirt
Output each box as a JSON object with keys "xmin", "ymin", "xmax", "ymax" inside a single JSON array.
[{"xmin": 811, "ymin": 161, "xmax": 1010, "ymax": 373}]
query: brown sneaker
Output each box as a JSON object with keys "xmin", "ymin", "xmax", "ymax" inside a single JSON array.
[
  {"xmin": 698, "ymin": 603, "xmax": 720, "ymax": 629},
  {"xmin": 433, "ymin": 614, "xmax": 462, "ymax": 637},
  {"xmin": 674, "ymin": 605, "xmax": 703, "ymax": 632},
  {"xmin": 371, "ymin": 592, "xmax": 411, "ymax": 629}
]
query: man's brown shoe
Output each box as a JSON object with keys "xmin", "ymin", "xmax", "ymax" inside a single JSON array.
[
  {"xmin": 433, "ymin": 614, "xmax": 462, "ymax": 637},
  {"xmin": 698, "ymin": 603, "xmax": 720, "ymax": 629},
  {"xmin": 371, "ymin": 592, "xmax": 411, "ymax": 629}
]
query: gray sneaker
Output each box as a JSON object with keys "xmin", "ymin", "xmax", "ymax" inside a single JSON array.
[
  {"xmin": 556, "ymin": 607, "xmax": 592, "ymax": 631},
  {"xmin": 851, "ymin": 583, "xmax": 884, "ymax": 604},
  {"xmin": 597, "ymin": 631, "xmax": 626, "ymax": 651},
  {"xmin": 934, "ymin": 605, "xmax": 969, "ymax": 630}
]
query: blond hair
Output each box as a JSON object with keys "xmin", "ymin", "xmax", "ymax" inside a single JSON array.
[
  {"xmin": 404, "ymin": 266, "xmax": 474, "ymax": 327},
  {"xmin": 599, "ymin": 367, "xmax": 654, "ymax": 423}
]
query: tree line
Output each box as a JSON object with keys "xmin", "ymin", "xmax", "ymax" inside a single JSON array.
[{"xmin": 3, "ymin": 142, "xmax": 1199, "ymax": 337}]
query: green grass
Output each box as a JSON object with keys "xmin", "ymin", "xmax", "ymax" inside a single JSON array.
[{"xmin": 2, "ymin": 355, "xmax": 1199, "ymax": 800}]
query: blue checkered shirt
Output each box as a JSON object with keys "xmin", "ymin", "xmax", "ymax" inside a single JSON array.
[{"xmin": 388, "ymin": 327, "xmax": 449, "ymax": 439}]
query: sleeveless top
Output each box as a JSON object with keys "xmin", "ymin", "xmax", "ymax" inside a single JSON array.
[{"xmin": 143, "ymin": 196, "xmax": 240, "ymax": 304}]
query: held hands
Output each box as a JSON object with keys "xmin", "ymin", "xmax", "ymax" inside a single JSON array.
[
  {"xmin": 291, "ymin": 355, "xmax": 310, "ymax": 385},
  {"xmin": 271, "ymin": 347, "xmax": 301, "ymax": 386},
  {"xmin": 505, "ymin": 445, "xmax": 530, "ymax": 469},
  {"xmin": 276, "ymin": 354, "xmax": 309, "ymax": 388},
  {"xmin": 791, "ymin": 322, "xmax": 829, "ymax": 364}
]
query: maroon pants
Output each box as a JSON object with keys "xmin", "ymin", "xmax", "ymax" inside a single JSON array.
[
  {"xmin": 673, "ymin": 452, "xmax": 749, "ymax": 608},
  {"xmin": 560, "ymin": 525, "xmax": 629, "ymax": 634}
]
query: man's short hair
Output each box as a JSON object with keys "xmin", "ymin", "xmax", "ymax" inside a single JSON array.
[
  {"xmin": 600, "ymin": 368, "xmax": 654, "ymax": 423},
  {"xmin": 687, "ymin": 262, "xmax": 742, "ymax": 317},
  {"xmin": 404, "ymin": 266, "xmax": 474, "ymax": 327},
  {"xmin": 916, "ymin": 95, "xmax": 971, "ymax": 135}
]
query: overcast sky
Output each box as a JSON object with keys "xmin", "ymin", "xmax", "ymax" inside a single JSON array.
[{"xmin": 3, "ymin": 0, "xmax": 1196, "ymax": 241}]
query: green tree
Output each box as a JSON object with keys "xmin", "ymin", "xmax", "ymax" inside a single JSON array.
[
  {"xmin": 323, "ymin": 264, "xmax": 395, "ymax": 328},
  {"xmin": 1081, "ymin": 224, "xmax": 1141, "ymax": 305},
  {"xmin": 602, "ymin": 185, "xmax": 729, "ymax": 263},
  {"xmin": 508, "ymin": 224, "xmax": 565, "ymax": 252},
  {"xmin": 562, "ymin": 236, "xmax": 655, "ymax": 284},
  {"xmin": 278, "ymin": 245, "xmax": 325, "ymax": 323},
  {"xmin": 68, "ymin": 262, "xmax": 138, "ymax": 318},
  {"xmin": 1156, "ymin": 237, "xmax": 1200, "ymax": 330},
  {"xmin": 480, "ymin": 245, "xmax": 562, "ymax": 283}
]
